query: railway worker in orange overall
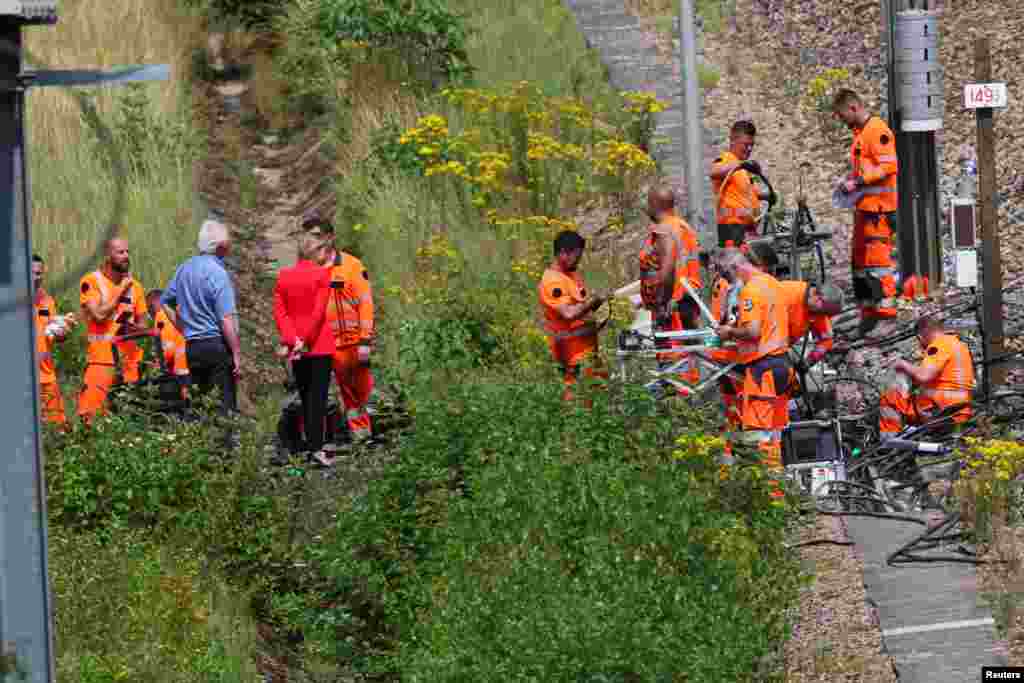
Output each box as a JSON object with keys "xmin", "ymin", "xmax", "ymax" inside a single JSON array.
[
  {"xmin": 146, "ymin": 289, "xmax": 190, "ymax": 400},
  {"xmin": 33, "ymin": 254, "xmax": 75, "ymax": 426},
  {"xmin": 879, "ymin": 317, "xmax": 975, "ymax": 439},
  {"xmin": 710, "ymin": 120, "xmax": 774, "ymax": 248},
  {"xmin": 832, "ymin": 89, "xmax": 899, "ymax": 335},
  {"xmin": 645, "ymin": 187, "xmax": 702, "ymax": 389},
  {"xmin": 78, "ymin": 238, "xmax": 149, "ymax": 422},
  {"xmin": 322, "ymin": 240, "xmax": 376, "ymax": 444},
  {"xmin": 713, "ymin": 248, "xmax": 792, "ymax": 499},
  {"xmin": 538, "ymin": 230, "xmax": 608, "ymax": 403}
]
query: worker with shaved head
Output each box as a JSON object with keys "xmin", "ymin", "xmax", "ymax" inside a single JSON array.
[
  {"xmin": 78, "ymin": 237, "xmax": 149, "ymax": 421},
  {"xmin": 640, "ymin": 187, "xmax": 702, "ymax": 394}
]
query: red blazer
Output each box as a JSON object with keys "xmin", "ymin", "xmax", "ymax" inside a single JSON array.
[{"xmin": 273, "ymin": 259, "xmax": 334, "ymax": 356}]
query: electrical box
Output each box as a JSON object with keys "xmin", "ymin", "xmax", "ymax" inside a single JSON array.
[
  {"xmin": 0, "ymin": 0, "xmax": 57, "ymax": 23},
  {"xmin": 781, "ymin": 419, "xmax": 847, "ymax": 496},
  {"xmin": 950, "ymin": 198, "xmax": 977, "ymax": 248}
]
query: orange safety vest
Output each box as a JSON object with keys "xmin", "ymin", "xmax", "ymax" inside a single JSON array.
[
  {"xmin": 154, "ymin": 309, "xmax": 189, "ymax": 376},
  {"xmin": 79, "ymin": 270, "xmax": 147, "ymax": 365},
  {"xmin": 663, "ymin": 213, "xmax": 702, "ymax": 293},
  {"xmin": 778, "ymin": 280, "xmax": 833, "ymax": 353},
  {"xmin": 919, "ymin": 333, "xmax": 975, "ymax": 411},
  {"xmin": 537, "ymin": 267, "xmax": 597, "ymax": 366},
  {"xmin": 711, "ymin": 150, "xmax": 758, "ymax": 225},
  {"xmin": 735, "ymin": 272, "xmax": 789, "ymax": 365},
  {"xmin": 851, "ymin": 116, "xmax": 898, "ymax": 214},
  {"xmin": 326, "ymin": 253, "xmax": 375, "ymax": 348},
  {"xmin": 638, "ymin": 223, "xmax": 683, "ymax": 308},
  {"xmin": 34, "ymin": 293, "xmax": 58, "ymax": 384}
]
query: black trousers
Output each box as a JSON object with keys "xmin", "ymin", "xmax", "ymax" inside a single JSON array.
[
  {"xmin": 291, "ymin": 355, "xmax": 332, "ymax": 453},
  {"xmin": 185, "ymin": 337, "xmax": 238, "ymax": 416}
]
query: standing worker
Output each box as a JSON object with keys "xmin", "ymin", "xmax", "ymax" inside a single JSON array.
[
  {"xmin": 832, "ymin": 89, "xmax": 899, "ymax": 334},
  {"xmin": 33, "ymin": 254, "xmax": 75, "ymax": 426},
  {"xmin": 78, "ymin": 238, "xmax": 149, "ymax": 422},
  {"xmin": 161, "ymin": 220, "xmax": 243, "ymax": 448},
  {"xmin": 879, "ymin": 317, "xmax": 975, "ymax": 439},
  {"xmin": 538, "ymin": 230, "xmax": 608, "ymax": 403},
  {"xmin": 273, "ymin": 233, "xmax": 336, "ymax": 466},
  {"xmin": 710, "ymin": 120, "xmax": 775, "ymax": 248},
  {"xmin": 323, "ymin": 238, "xmax": 376, "ymax": 444},
  {"xmin": 146, "ymin": 289, "xmax": 190, "ymax": 399},
  {"xmin": 713, "ymin": 248, "xmax": 792, "ymax": 499},
  {"xmin": 645, "ymin": 187, "xmax": 702, "ymax": 388}
]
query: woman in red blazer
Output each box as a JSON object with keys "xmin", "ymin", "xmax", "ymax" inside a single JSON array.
[{"xmin": 273, "ymin": 233, "xmax": 335, "ymax": 466}]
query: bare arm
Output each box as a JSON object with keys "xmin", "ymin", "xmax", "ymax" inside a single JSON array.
[
  {"xmin": 82, "ymin": 279, "xmax": 131, "ymax": 323},
  {"xmin": 221, "ymin": 313, "xmax": 242, "ymax": 371},
  {"xmin": 709, "ymin": 159, "xmax": 742, "ymax": 181},
  {"xmin": 554, "ymin": 295, "xmax": 605, "ymax": 323},
  {"xmin": 894, "ymin": 359, "xmax": 940, "ymax": 386}
]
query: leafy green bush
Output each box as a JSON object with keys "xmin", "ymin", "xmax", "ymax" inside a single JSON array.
[
  {"xmin": 282, "ymin": 379, "xmax": 800, "ymax": 678},
  {"xmin": 50, "ymin": 527, "xmax": 262, "ymax": 682},
  {"xmin": 317, "ymin": 0, "xmax": 473, "ymax": 85},
  {"xmin": 182, "ymin": 0, "xmax": 285, "ymax": 29}
]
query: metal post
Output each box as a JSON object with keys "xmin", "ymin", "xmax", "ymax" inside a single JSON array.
[
  {"xmin": 678, "ymin": 0, "xmax": 710, "ymax": 249},
  {"xmin": 0, "ymin": 18, "xmax": 56, "ymax": 683},
  {"xmin": 975, "ymin": 38, "xmax": 1006, "ymax": 387}
]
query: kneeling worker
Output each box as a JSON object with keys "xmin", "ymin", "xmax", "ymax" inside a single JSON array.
[
  {"xmin": 538, "ymin": 230, "xmax": 608, "ymax": 402},
  {"xmin": 147, "ymin": 289, "xmax": 190, "ymax": 400},
  {"xmin": 879, "ymin": 317, "xmax": 975, "ymax": 438}
]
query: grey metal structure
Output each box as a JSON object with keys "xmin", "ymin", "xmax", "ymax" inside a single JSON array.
[
  {"xmin": 884, "ymin": 0, "xmax": 943, "ymax": 287},
  {"xmin": 0, "ymin": 9, "xmax": 167, "ymax": 680},
  {"xmin": 678, "ymin": 0, "xmax": 712, "ymax": 249}
]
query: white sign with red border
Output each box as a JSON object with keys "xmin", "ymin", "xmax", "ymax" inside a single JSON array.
[{"xmin": 963, "ymin": 82, "xmax": 1008, "ymax": 109}]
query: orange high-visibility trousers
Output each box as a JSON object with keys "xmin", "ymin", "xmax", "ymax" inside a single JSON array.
[
  {"xmin": 78, "ymin": 363, "xmax": 118, "ymax": 422},
  {"xmin": 735, "ymin": 360, "xmax": 790, "ymax": 499},
  {"xmin": 332, "ymin": 346, "xmax": 374, "ymax": 441},
  {"xmin": 39, "ymin": 382, "xmax": 66, "ymax": 426},
  {"xmin": 561, "ymin": 353, "xmax": 609, "ymax": 406},
  {"xmin": 852, "ymin": 211, "xmax": 898, "ymax": 321},
  {"xmin": 878, "ymin": 385, "xmax": 971, "ymax": 437},
  {"xmin": 117, "ymin": 340, "xmax": 143, "ymax": 383}
]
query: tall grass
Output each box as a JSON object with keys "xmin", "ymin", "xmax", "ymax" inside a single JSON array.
[{"xmin": 25, "ymin": 0, "xmax": 205, "ymax": 306}]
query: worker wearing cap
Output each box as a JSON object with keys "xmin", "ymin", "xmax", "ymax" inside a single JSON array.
[
  {"xmin": 879, "ymin": 317, "xmax": 975, "ymax": 438},
  {"xmin": 538, "ymin": 230, "xmax": 608, "ymax": 403},
  {"xmin": 78, "ymin": 238, "xmax": 149, "ymax": 422},
  {"xmin": 146, "ymin": 289, "xmax": 190, "ymax": 400},
  {"xmin": 710, "ymin": 120, "xmax": 774, "ymax": 248},
  {"xmin": 644, "ymin": 187, "xmax": 701, "ymax": 389},
  {"xmin": 33, "ymin": 254, "xmax": 75, "ymax": 426},
  {"xmin": 832, "ymin": 89, "xmax": 899, "ymax": 333},
  {"xmin": 713, "ymin": 248, "xmax": 791, "ymax": 499}
]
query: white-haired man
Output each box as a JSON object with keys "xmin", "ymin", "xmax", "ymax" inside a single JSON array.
[{"xmin": 161, "ymin": 219, "xmax": 241, "ymax": 438}]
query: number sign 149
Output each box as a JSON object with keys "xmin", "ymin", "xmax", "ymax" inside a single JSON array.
[{"xmin": 964, "ymin": 82, "xmax": 1008, "ymax": 109}]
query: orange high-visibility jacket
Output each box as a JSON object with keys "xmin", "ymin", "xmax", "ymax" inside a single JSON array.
[
  {"xmin": 638, "ymin": 223, "xmax": 682, "ymax": 308},
  {"xmin": 919, "ymin": 333, "xmax": 975, "ymax": 411},
  {"xmin": 851, "ymin": 116, "xmax": 898, "ymax": 214},
  {"xmin": 79, "ymin": 270, "xmax": 147, "ymax": 365},
  {"xmin": 538, "ymin": 267, "xmax": 597, "ymax": 367},
  {"xmin": 154, "ymin": 308, "xmax": 189, "ymax": 376},
  {"xmin": 735, "ymin": 272, "xmax": 789, "ymax": 365},
  {"xmin": 326, "ymin": 253, "xmax": 375, "ymax": 348},
  {"xmin": 663, "ymin": 213, "xmax": 702, "ymax": 293},
  {"xmin": 778, "ymin": 280, "xmax": 834, "ymax": 354},
  {"xmin": 711, "ymin": 150, "xmax": 758, "ymax": 225},
  {"xmin": 34, "ymin": 293, "xmax": 59, "ymax": 384}
]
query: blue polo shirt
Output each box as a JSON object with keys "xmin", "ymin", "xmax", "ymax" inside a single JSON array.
[{"xmin": 161, "ymin": 254, "xmax": 237, "ymax": 341}]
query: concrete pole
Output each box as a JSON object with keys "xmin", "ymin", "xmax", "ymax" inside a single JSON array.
[{"xmin": 678, "ymin": 0, "xmax": 711, "ymax": 249}]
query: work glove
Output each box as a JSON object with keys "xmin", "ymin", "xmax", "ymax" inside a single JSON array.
[
  {"xmin": 767, "ymin": 190, "xmax": 778, "ymax": 206},
  {"xmin": 740, "ymin": 160, "xmax": 763, "ymax": 176}
]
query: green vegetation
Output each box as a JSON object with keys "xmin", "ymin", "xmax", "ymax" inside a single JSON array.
[{"xmin": 37, "ymin": 0, "xmax": 804, "ymax": 679}]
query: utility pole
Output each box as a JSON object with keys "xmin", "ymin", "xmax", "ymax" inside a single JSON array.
[
  {"xmin": 678, "ymin": 0, "xmax": 711, "ymax": 249},
  {"xmin": 974, "ymin": 37, "xmax": 1006, "ymax": 388},
  {"xmin": 0, "ymin": 4, "xmax": 168, "ymax": 679}
]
